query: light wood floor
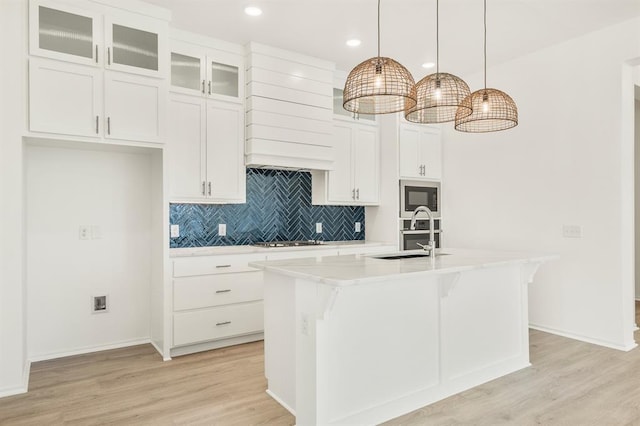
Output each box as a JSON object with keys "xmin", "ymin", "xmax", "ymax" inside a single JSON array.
[{"xmin": 1, "ymin": 304, "xmax": 639, "ymax": 426}]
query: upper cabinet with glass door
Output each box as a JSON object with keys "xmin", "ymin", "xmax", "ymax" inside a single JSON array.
[
  {"xmin": 170, "ymin": 37, "xmax": 244, "ymax": 103},
  {"xmin": 332, "ymin": 87, "xmax": 376, "ymax": 124},
  {"xmin": 29, "ymin": 0, "xmax": 167, "ymax": 78}
]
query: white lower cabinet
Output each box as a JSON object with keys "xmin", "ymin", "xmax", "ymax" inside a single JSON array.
[
  {"xmin": 29, "ymin": 57, "xmax": 165, "ymax": 143},
  {"xmin": 170, "ymin": 245, "xmax": 394, "ymax": 356},
  {"xmin": 312, "ymin": 121, "xmax": 379, "ymax": 205},
  {"xmin": 173, "ymin": 301, "xmax": 264, "ymax": 346}
]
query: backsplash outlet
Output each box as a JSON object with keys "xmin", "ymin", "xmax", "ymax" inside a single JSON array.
[{"xmin": 170, "ymin": 168, "xmax": 365, "ymax": 248}]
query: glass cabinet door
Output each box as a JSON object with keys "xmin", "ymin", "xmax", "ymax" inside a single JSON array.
[
  {"xmin": 105, "ymin": 16, "xmax": 166, "ymax": 77},
  {"xmin": 171, "ymin": 52, "xmax": 204, "ymax": 95},
  {"xmin": 29, "ymin": 0, "xmax": 101, "ymax": 66},
  {"xmin": 208, "ymin": 61, "xmax": 238, "ymax": 97},
  {"xmin": 333, "ymin": 88, "xmax": 376, "ymax": 122}
]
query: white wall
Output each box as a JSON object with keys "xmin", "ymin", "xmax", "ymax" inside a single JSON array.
[
  {"xmin": 636, "ymin": 99, "xmax": 640, "ymax": 300},
  {"xmin": 442, "ymin": 18, "xmax": 640, "ymax": 350},
  {"xmin": 0, "ymin": 0, "xmax": 28, "ymax": 397},
  {"xmin": 25, "ymin": 144, "xmax": 153, "ymax": 360}
]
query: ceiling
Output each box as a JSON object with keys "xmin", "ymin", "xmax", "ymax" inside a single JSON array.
[{"xmin": 145, "ymin": 0, "xmax": 640, "ymax": 81}]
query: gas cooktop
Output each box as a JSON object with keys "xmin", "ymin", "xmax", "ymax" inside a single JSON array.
[{"xmin": 252, "ymin": 240, "xmax": 325, "ymax": 248}]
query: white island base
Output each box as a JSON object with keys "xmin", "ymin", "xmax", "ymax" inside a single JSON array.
[{"xmin": 253, "ymin": 249, "xmax": 552, "ymax": 425}]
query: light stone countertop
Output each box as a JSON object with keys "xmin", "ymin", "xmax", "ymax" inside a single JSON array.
[
  {"xmin": 169, "ymin": 240, "xmax": 392, "ymax": 257},
  {"xmin": 249, "ymin": 248, "xmax": 557, "ymax": 287}
]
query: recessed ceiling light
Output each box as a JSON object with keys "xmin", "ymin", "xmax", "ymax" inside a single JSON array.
[
  {"xmin": 244, "ymin": 6, "xmax": 262, "ymax": 16},
  {"xmin": 422, "ymin": 62, "xmax": 435, "ymax": 69},
  {"xmin": 346, "ymin": 39, "xmax": 361, "ymax": 47}
]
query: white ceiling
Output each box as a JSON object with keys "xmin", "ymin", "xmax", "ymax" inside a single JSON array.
[{"xmin": 145, "ymin": 0, "xmax": 640, "ymax": 81}]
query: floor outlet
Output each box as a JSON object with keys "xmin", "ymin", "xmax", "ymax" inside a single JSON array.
[
  {"xmin": 92, "ymin": 295, "xmax": 108, "ymax": 313},
  {"xmin": 316, "ymin": 223, "xmax": 322, "ymax": 233},
  {"xmin": 219, "ymin": 224, "xmax": 227, "ymax": 236},
  {"xmin": 355, "ymin": 222, "xmax": 361, "ymax": 232},
  {"xmin": 170, "ymin": 224, "xmax": 180, "ymax": 238}
]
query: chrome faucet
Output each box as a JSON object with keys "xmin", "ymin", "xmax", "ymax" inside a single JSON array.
[{"xmin": 410, "ymin": 205, "xmax": 436, "ymax": 256}]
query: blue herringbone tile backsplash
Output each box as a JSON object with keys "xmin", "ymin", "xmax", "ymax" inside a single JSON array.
[{"xmin": 170, "ymin": 168, "xmax": 365, "ymax": 247}]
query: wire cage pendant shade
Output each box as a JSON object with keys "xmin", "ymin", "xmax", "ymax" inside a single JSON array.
[
  {"xmin": 343, "ymin": 0, "xmax": 416, "ymax": 115},
  {"xmin": 455, "ymin": 0, "xmax": 518, "ymax": 132},
  {"xmin": 405, "ymin": 0, "xmax": 471, "ymax": 123},
  {"xmin": 405, "ymin": 73, "xmax": 471, "ymax": 123},
  {"xmin": 343, "ymin": 57, "xmax": 417, "ymax": 114},
  {"xmin": 454, "ymin": 88, "xmax": 517, "ymax": 132}
]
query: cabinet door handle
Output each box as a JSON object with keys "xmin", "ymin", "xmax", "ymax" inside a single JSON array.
[
  {"xmin": 216, "ymin": 321, "xmax": 231, "ymax": 326},
  {"xmin": 352, "ymin": 188, "xmax": 355, "ymax": 200},
  {"xmin": 202, "ymin": 80, "xmax": 205, "ymax": 94},
  {"xmin": 215, "ymin": 264, "xmax": 231, "ymax": 268},
  {"xmin": 95, "ymin": 116, "xmax": 99, "ymax": 134},
  {"xmin": 208, "ymin": 81, "xmax": 212, "ymax": 95},
  {"xmin": 107, "ymin": 117, "xmax": 111, "ymax": 135},
  {"xmin": 208, "ymin": 182, "xmax": 212, "ymax": 196},
  {"xmin": 201, "ymin": 181, "xmax": 206, "ymax": 195},
  {"xmin": 95, "ymin": 45, "xmax": 98, "ymax": 63},
  {"xmin": 107, "ymin": 47, "xmax": 111, "ymax": 65},
  {"xmin": 356, "ymin": 188, "xmax": 360, "ymax": 200},
  {"xmin": 215, "ymin": 289, "xmax": 231, "ymax": 293}
]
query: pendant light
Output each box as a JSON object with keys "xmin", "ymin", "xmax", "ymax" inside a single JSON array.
[
  {"xmin": 455, "ymin": 0, "xmax": 518, "ymax": 132},
  {"xmin": 405, "ymin": 0, "xmax": 471, "ymax": 123},
  {"xmin": 343, "ymin": 0, "xmax": 416, "ymax": 115}
]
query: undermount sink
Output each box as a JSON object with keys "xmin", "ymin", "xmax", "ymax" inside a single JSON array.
[{"xmin": 373, "ymin": 252, "xmax": 451, "ymax": 260}]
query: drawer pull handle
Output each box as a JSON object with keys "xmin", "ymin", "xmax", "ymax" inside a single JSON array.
[
  {"xmin": 216, "ymin": 264, "xmax": 231, "ymax": 268},
  {"xmin": 216, "ymin": 321, "xmax": 231, "ymax": 326},
  {"xmin": 215, "ymin": 289, "xmax": 231, "ymax": 293}
]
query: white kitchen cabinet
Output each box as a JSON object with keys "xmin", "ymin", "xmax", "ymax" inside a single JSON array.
[
  {"xmin": 312, "ymin": 122, "xmax": 379, "ymax": 206},
  {"xmin": 171, "ymin": 253, "xmax": 266, "ymax": 354},
  {"xmin": 29, "ymin": 58, "xmax": 101, "ymax": 138},
  {"xmin": 170, "ymin": 39, "xmax": 243, "ymax": 103},
  {"xmin": 168, "ymin": 93, "xmax": 245, "ymax": 203},
  {"xmin": 29, "ymin": 0, "xmax": 167, "ymax": 78},
  {"xmin": 29, "ymin": 57, "xmax": 165, "ymax": 143},
  {"xmin": 104, "ymin": 71, "xmax": 164, "ymax": 143},
  {"xmin": 399, "ymin": 123, "xmax": 442, "ymax": 180}
]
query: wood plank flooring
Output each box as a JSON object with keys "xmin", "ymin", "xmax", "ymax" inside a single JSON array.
[{"xmin": 1, "ymin": 304, "xmax": 639, "ymax": 425}]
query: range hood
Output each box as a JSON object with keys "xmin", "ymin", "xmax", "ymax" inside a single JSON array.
[{"xmin": 245, "ymin": 43, "xmax": 335, "ymax": 171}]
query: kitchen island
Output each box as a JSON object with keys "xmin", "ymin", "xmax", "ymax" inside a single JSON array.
[{"xmin": 250, "ymin": 249, "xmax": 554, "ymax": 426}]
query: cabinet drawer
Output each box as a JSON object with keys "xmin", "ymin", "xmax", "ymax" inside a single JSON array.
[
  {"xmin": 173, "ymin": 254, "xmax": 265, "ymax": 277},
  {"xmin": 174, "ymin": 271, "xmax": 263, "ymax": 311},
  {"xmin": 173, "ymin": 301, "xmax": 264, "ymax": 346}
]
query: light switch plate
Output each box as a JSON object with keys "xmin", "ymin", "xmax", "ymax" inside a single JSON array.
[
  {"xmin": 170, "ymin": 224, "xmax": 180, "ymax": 238},
  {"xmin": 219, "ymin": 224, "xmax": 227, "ymax": 236},
  {"xmin": 562, "ymin": 224, "xmax": 582, "ymax": 238},
  {"xmin": 315, "ymin": 223, "xmax": 322, "ymax": 233},
  {"xmin": 91, "ymin": 225, "xmax": 102, "ymax": 239},
  {"xmin": 355, "ymin": 222, "xmax": 362, "ymax": 232}
]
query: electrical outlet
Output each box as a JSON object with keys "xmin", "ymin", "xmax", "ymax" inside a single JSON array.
[
  {"xmin": 562, "ymin": 224, "xmax": 582, "ymax": 238},
  {"xmin": 219, "ymin": 223, "xmax": 227, "ymax": 236},
  {"xmin": 170, "ymin": 224, "xmax": 180, "ymax": 238},
  {"xmin": 355, "ymin": 222, "xmax": 362, "ymax": 232},
  {"xmin": 301, "ymin": 313, "xmax": 309, "ymax": 336},
  {"xmin": 79, "ymin": 226, "xmax": 90, "ymax": 240},
  {"xmin": 315, "ymin": 223, "xmax": 322, "ymax": 233}
]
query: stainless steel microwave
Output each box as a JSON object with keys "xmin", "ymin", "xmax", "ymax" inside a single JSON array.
[{"xmin": 399, "ymin": 180, "xmax": 441, "ymax": 218}]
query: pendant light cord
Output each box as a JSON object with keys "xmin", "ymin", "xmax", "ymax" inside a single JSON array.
[
  {"xmin": 436, "ymin": 0, "xmax": 439, "ymax": 76},
  {"xmin": 483, "ymin": 0, "xmax": 487, "ymax": 90},
  {"xmin": 377, "ymin": 0, "xmax": 381, "ymax": 57}
]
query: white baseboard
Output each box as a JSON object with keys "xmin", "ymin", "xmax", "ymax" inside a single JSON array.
[
  {"xmin": 0, "ymin": 361, "xmax": 31, "ymax": 399},
  {"xmin": 266, "ymin": 389, "xmax": 296, "ymax": 416},
  {"xmin": 150, "ymin": 340, "xmax": 171, "ymax": 361},
  {"xmin": 529, "ymin": 324, "xmax": 638, "ymax": 352},
  {"xmin": 28, "ymin": 338, "xmax": 152, "ymax": 362}
]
